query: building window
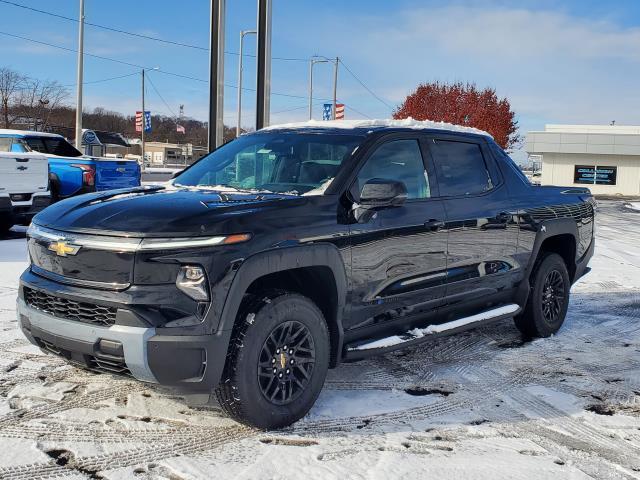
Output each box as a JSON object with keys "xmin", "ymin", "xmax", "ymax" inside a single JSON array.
[{"xmin": 574, "ymin": 165, "xmax": 617, "ymax": 186}]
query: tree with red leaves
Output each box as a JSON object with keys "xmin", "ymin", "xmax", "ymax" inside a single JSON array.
[{"xmin": 394, "ymin": 81, "xmax": 521, "ymax": 151}]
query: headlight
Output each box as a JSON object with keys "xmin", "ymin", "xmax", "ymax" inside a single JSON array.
[{"xmin": 176, "ymin": 265, "xmax": 209, "ymax": 301}]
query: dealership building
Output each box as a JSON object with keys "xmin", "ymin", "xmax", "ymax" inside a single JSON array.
[{"xmin": 526, "ymin": 124, "xmax": 640, "ymax": 196}]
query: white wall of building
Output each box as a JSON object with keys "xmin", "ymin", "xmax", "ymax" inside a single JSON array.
[
  {"xmin": 540, "ymin": 152, "xmax": 640, "ymax": 196},
  {"xmin": 526, "ymin": 125, "xmax": 640, "ymax": 196}
]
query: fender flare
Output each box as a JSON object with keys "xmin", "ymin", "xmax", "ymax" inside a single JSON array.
[
  {"xmin": 515, "ymin": 217, "xmax": 579, "ymax": 306},
  {"xmin": 216, "ymin": 243, "xmax": 348, "ymax": 362}
]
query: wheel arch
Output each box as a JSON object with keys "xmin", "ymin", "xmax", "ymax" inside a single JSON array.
[
  {"xmin": 516, "ymin": 218, "xmax": 579, "ymax": 307},
  {"xmin": 217, "ymin": 244, "xmax": 348, "ymax": 367}
]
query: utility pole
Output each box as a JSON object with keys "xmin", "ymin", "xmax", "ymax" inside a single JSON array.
[
  {"xmin": 209, "ymin": 0, "xmax": 226, "ymax": 150},
  {"xmin": 237, "ymin": 29, "xmax": 256, "ymax": 138},
  {"xmin": 256, "ymin": 0, "xmax": 272, "ymax": 130},
  {"xmin": 141, "ymin": 69, "xmax": 145, "ymax": 171},
  {"xmin": 332, "ymin": 57, "xmax": 339, "ymax": 120},
  {"xmin": 308, "ymin": 57, "xmax": 328, "ymax": 120},
  {"xmin": 74, "ymin": 0, "xmax": 85, "ymax": 151}
]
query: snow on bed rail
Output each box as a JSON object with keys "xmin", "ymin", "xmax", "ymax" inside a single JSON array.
[{"xmin": 262, "ymin": 117, "xmax": 492, "ymax": 137}]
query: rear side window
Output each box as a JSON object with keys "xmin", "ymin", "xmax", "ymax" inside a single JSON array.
[{"xmin": 429, "ymin": 140, "xmax": 493, "ymax": 196}]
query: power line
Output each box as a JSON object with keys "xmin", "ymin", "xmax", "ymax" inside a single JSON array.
[
  {"xmin": 338, "ymin": 58, "xmax": 394, "ymax": 111},
  {"xmin": 0, "ymin": 30, "xmax": 332, "ymax": 103},
  {"xmin": 340, "ymin": 101, "xmax": 373, "ymax": 119},
  {"xmin": 63, "ymin": 71, "xmax": 139, "ymax": 87},
  {"xmin": 0, "ymin": 29, "xmax": 375, "ymax": 119},
  {"xmin": 146, "ymin": 73, "xmax": 180, "ymax": 123},
  {"xmin": 0, "ymin": 0, "xmax": 309, "ymax": 62}
]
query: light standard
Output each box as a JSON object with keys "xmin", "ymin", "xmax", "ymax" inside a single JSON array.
[
  {"xmin": 141, "ymin": 67, "xmax": 159, "ymax": 171},
  {"xmin": 237, "ymin": 29, "xmax": 256, "ymax": 138},
  {"xmin": 74, "ymin": 0, "xmax": 85, "ymax": 150},
  {"xmin": 308, "ymin": 57, "xmax": 329, "ymax": 120}
]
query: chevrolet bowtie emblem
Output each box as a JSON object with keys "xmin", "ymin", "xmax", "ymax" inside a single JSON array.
[{"xmin": 48, "ymin": 241, "xmax": 80, "ymax": 257}]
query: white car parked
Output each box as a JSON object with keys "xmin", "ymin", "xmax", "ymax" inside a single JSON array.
[{"xmin": 0, "ymin": 151, "xmax": 51, "ymax": 232}]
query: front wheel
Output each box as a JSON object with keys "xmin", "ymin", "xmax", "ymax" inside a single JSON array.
[
  {"xmin": 515, "ymin": 253, "xmax": 571, "ymax": 337},
  {"xmin": 215, "ymin": 292, "xmax": 330, "ymax": 429}
]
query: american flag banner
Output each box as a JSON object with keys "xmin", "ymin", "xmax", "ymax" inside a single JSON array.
[
  {"xmin": 135, "ymin": 111, "xmax": 152, "ymax": 133},
  {"xmin": 322, "ymin": 103, "xmax": 332, "ymax": 121},
  {"xmin": 335, "ymin": 103, "xmax": 345, "ymax": 120},
  {"xmin": 176, "ymin": 124, "xmax": 186, "ymax": 134}
]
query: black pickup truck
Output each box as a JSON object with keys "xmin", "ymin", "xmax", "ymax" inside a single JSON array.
[{"xmin": 17, "ymin": 120, "xmax": 594, "ymax": 429}]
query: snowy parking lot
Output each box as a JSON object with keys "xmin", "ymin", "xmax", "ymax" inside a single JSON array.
[{"xmin": 0, "ymin": 200, "xmax": 638, "ymax": 479}]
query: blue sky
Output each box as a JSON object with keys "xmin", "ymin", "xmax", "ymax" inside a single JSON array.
[{"xmin": 0, "ymin": 0, "xmax": 639, "ymax": 160}]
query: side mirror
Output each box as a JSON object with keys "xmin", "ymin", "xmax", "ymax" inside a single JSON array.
[{"xmin": 359, "ymin": 178, "xmax": 407, "ymax": 209}]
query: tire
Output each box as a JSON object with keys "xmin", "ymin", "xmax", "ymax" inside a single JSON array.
[
  {"xmin": 215, "ymin": 291, "xmax": 330, "ymax": 430},
  {"xmin": 515, "ymin": 252, "xmax": 571, "ymax": 338}
]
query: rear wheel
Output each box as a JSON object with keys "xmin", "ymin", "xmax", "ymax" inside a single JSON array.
[
  {"xmin": 215, "ymin": 291, "xmax": 330, "ymax": 429},
  {"xmin": 515, "ymin": 253, "xmax": 570, "ymax": 337}
]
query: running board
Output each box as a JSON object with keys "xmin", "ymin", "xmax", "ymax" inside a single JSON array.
[{"xmin": 343, "ymin": 304, "xmax": 521, "ymax": 361}]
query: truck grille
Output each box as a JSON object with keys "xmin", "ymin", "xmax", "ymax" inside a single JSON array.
[{"xmin": 23, "ymin": 287, "xmax": 117, "ymax": 326}]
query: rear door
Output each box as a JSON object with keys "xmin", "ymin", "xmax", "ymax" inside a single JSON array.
[
  {"xmin": 0, "ymin": 152, "xmax": 49, "ymax": 195},
  {"xmin": 94, "ymin": 159, "xmax": 141, "ymax": 190},
  {"xmin": 424, "ymin": 135, "xmax": 519, "ymax": 318},
  {"xmin": 347, "ymin": 135, "xmax": 448, "ymax": 334}
]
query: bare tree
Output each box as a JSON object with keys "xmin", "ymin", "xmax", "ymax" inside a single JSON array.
[
  {"xmin": 0, "ymin": 67, "xmax": 25, "ymax": 128},
  {"xmin": 16, "ymin": 78, "xmax": 68, "ymax": 130}
]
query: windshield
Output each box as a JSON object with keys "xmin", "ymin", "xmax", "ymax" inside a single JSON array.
[
  {"xmin": 24, "ymin": 136, "xmax": 83, "ymax": 157},
  {"xmin": 174, "ymin": 132, "xmax": 363, "ymax": 195}
]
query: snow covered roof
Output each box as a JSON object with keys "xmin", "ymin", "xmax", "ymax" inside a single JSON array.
[
  {"xmin": 262, "ymin": 118, "xmax": 492, "ymax": 138},
  {"xmin": 0, "ymin": 129, "xmax": 63, "ymax": 138}
]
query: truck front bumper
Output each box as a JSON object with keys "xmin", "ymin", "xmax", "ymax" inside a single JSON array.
[{"xmin": 17, "ymin": 296, "xmax": 231, "ymax": 392}]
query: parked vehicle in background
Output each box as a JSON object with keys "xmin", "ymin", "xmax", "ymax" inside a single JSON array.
[
  {"xmin": 0, "ymin": 130, "xmax": 141, "ymax": 201},
  {"xmin": 16, "ymin": 119, "xmax": 595, "ymax": 429},
  {"xmin": 0, "ymin": 151, "xmax": 50, "ymax": 232}
]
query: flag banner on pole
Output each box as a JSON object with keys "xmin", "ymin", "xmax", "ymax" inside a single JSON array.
[
  {"xmin": 135, "ymin": 111, "xmax": 152, "ymax": 133},
  {"xmin": 322, "ymin": 103, "xmax": 332, "ymax": 121},
  {"xmin": 335, "ymin": 103, "xmax": 345, "ymax": 120},
  {"xmin": 176, "ymin": 124, "xmax": 186, "ymax": 134}
]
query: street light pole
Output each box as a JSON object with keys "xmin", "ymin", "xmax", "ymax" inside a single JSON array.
[
  {"xmin": 209, "ymin": 0, "xmax": 226, "ymax": 150},
  {"xmin": 237, "ymin": 29, "xmax": 256, "ymax": 138},
  {"xmin": 141, "ymin": 69, "xmax": 145, "ymax": 171},
  {"xmin": 74, "ymin": 0, "xmax": 85, "ymax": 151},
  {"xmin": 332, "ymin": 57, "xmax": 339, "ymax": 120},
  {"xmin": 308, "ymin": 57, "xmax": 328, "ymax": 120},
  {"xmin": 256, "ymin": 0, "xmax": 272, "ymax": 130}
]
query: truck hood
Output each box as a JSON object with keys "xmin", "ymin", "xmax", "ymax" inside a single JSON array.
[{"xmin": 33, "ymin": 185, "xmax": 304, "ymax": 237}]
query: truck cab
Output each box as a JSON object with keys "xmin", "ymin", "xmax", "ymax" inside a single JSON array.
[{"xmin": 0, "ymin": 130, "xmax": 141, "ymax": 201}]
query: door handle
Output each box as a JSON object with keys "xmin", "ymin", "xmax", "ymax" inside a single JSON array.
[{"xmin": 424, "ymin": 219, "xmax": 445, "ymax": 230}]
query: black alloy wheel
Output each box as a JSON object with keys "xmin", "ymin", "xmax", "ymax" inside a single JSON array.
[
  {"xmin": 514, "ymin": 252, "xmax": 571, "ymax": 338},
  {"xmin": 215, "ymin": 292, "xmax": 330, "ymax": 430},
  {"xmin": 541, "ymin": 269, "xmax": 566, "ymax": 325},
  {"xmin": 258, "ymin": 321, "xmax": 316, "ymax": 405}
]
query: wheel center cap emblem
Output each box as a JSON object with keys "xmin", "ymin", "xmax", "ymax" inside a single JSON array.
[{"xmin": 280, "ymin": 352, "xmax": 286, "ymax": 369}]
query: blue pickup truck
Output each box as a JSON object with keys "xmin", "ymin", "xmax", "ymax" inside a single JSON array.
[{"xmin": 0, "ymin": 130, "xmax": 140, "ymax": 200}]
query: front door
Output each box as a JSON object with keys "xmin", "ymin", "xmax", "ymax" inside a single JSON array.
[{"xmin": 346, "ymin": 136, "xmax": 448, "ymax": 335}]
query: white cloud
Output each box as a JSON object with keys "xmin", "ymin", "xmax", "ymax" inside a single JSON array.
[{"xmin": 289, "ymin": 5, "xmax": 640, "ymax": 132}]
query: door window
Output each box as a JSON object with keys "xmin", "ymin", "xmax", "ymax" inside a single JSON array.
[
  {"xmin": 0, "ymin": 138, "xmax": 11, "ymax": 152},
  {"xmin": 356, "ymin": 139, "xmax": 430, "ymax": 199},
  {"xmin": 430, "ymin": 140, "xmax": 493, "ymax": 196}
]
